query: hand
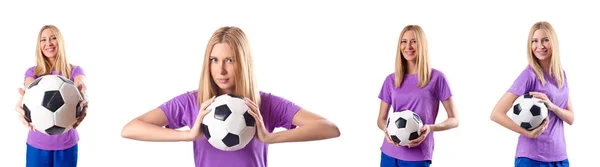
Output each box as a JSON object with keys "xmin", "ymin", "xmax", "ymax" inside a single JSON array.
[
  {"xmin": 15, "ymin": 88, "xmax": 35, "ymax": 131},
  {"xmin": 529, "ymin": 92, "xmax": 558, "ymax": 111},
  {"xmin": 188, "ymin": 96, "xmax": 215, "ymax": 140},
  {"xmin": 383, "ymin": 130, "xmax": 400, "ymax": 146},
  {"xmin": 244, "ymin": 97, "xmax": 273, "ymax": 144},
  {"xmin": 408, "ymin": 124, "xmax": 432, "ymax": 148},
  {"xmin": 523, "ymin": 118, "xmax": 548, "ymax": 138},
  {"xmin": 73, "ymin": 82, "xmax": 88, "ymax": 129}
]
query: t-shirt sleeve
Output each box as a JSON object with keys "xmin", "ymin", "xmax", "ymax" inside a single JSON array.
[
  {"xmin": 435, "ymin": 72, "xmax": 452, "ymax": 102},
  {"xmin": 71, "ymin": 66, "xmax": 86, "ymax": 78},
  {"xmin": 25, "ymin": 67, "xmax": 36, "ymax": 79},
  {"xmin": 508, "ymin": 68, "xmax": 535, "ymax": 96},
  {"xmin": 268, "ymin": 94, "xmax": 301, "ymax": 130},
  {"xmin": 159, "ymin": 92, "xmax": 194, "ymax": 129},
  {"xmin": 378, "ymin": 74, "xmax": 393, "ymax": 104}
]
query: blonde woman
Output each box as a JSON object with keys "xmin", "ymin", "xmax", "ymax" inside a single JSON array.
[
  {"xmin": 121, "ymin": 26, "xmax": 340, "ymax": 167},
  {"xmin": 490, "ymin": 21, "xmax": 573, "ymax": 167},
  {"xmin": 15, "ymin": 25, "xmax": 88, "ymax": 167},
  {"xmin": 377, "ymin": 25, "xmax": 459, "ymax": 167}
]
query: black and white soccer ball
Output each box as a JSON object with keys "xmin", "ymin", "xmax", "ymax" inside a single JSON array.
[
  {"xmin": 201, "ymin": 94, "xmax": 256, "ymax": 151},
  {"xmin": 385, "ymin": 110, "xmax": 423, "ymax": 146},
  {"xmin": 509, "ymin": 94, "xmax": 548, "ymax": 131},
  {"xmin": 21, "ymin": 75, "xmax": 83, "ymax": 135}
]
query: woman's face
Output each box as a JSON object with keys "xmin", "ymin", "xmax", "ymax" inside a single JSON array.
[
  {"xmin": 531, "ymin": 29, "xmax": 552, "ymax": 61},
  {"xmin": 210, "ymin": 43, "xmax": 236, "ymax": 94},
  {"xmin": 401, "ymin": 30, "xmax": 418, "ymax": 62},
  {"xmin": 40, "ymin": 28, "xmax": 58, "ymax": 59}
]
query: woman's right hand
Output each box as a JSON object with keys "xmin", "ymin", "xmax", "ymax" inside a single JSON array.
[
  {"xmin": 187, "ymin": 96, "xmax": 215, "ymax": 140},
  {"xmin": 15, "ymin": 88, "xmax": 35, "ymax": 131},
  {"xmin": 384, "ymin": 129, "xmax": 400, "ymax": 146},
  {"xmin": 523, "ymin": 118, "xmax": 549, "ymax": 138}
]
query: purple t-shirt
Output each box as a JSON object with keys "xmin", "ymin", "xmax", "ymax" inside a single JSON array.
[
  {"xmin": 378, "ymin": 68, "xmax": 453, "ymax": 161},
  {"xmin": 160, "ymin": 90, "xmax": 301, "ymax": 167},
  {"xmin": 24, "ymin": 65, "xmax": 85, "ymax": 151},
  {"xmin": 507, "ymin": 65, "xmax": 569, "ymax": 162}
]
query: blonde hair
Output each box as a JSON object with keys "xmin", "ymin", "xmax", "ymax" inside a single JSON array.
[
  {"xmin": 34, "ymin": 25, "xmax": 72, "ymax": 79},
  {"xmin": 395, "ymin": 25, "xmax": 431, "ymax": 88},
  {"xmin": 527, "ymin": 21, "xmax": 564, "ymax": 88},
  {"xmin": 198, "ymin": 26, "xmax": 261, "ymax": 106}
]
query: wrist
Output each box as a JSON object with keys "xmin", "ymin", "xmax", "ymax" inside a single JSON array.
[
  {"xmin": 426, "ymin": 124, "xmax": 436, "ymax": 131},
  {"xmin": 264, "ymin": 132, "xmax": 277, "ymax": 144}
]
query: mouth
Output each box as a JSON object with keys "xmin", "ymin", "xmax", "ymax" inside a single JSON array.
[
  {"xmin": 405, "ymin": 51, "xmax": 416, "ymax": 55},
  {"xmin": 44, "ymin": 48, "xmax": 55, "ymax": 52},
  {"xmin": 536, "ymin": 50, "xmax": 548, "ymax": 56},
  {"xmin": 216, "ymin": 78, "xmax": 229, "ymax": 84}
]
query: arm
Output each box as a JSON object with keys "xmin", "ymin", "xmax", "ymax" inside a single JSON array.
[
  {"xmin": 265, "ymin": 109, "xmax": 340, "ymax": 144},
  {"xmin": 551, "ymin": 95, "xmax": 574, "ymax": 125},
  {"xmin": 429, "ymin": 97, "xmax": 459, "ymax": 131},
  {"xmin": 121, "ymin": 108, "xmax": 195, "ymax": 142},
  {"xmin": 377, "ymin": 101, "xmax": 391, "ymax": 131},
  {"xmin": 490, "ymin": 92, "xmax": 529, "ymax": 135},
  {"xmin": 74, "ymin": 75, "xmax": 87, "ymax": 95}
]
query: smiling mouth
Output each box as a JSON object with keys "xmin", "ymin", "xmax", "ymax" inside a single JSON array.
[{"xmin": 216, "ymin": 78, "xmax": 229, "ymax": 83}]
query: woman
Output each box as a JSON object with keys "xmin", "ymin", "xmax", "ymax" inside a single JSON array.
[
  {"xmin": 15, "ymin": 25, "xmax": 89, "ymax": 167},
  {"xmin": 377, "ymin": 25, "xmax": 459, "ymax": 167},
  {"xmin": 120, "ymin": 26, "xmax": 340, "ymax": 167},
  {"xmin": 490, "ymin": 21, "xmax": 573, "ymax": 167}
]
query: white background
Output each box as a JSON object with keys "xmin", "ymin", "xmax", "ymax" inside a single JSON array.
[{"xmin": 1, "ymin": 0, "xmax": 598, "ymax": 166}]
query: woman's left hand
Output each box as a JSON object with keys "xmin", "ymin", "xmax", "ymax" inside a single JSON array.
[
  {"xmin": 529, "ymin": 92, "xmax": 558, "ymax": 111},
  {"xmin": 73, "ymin": 82, "xmax": 88, "ymax": 129},
  {"xmin": 408, "ymin": 124, "xmax": 431, "ymax": 148},
  {"xmin": 244, "ymin": 98, "xmax": 273, "ymax": 144}
]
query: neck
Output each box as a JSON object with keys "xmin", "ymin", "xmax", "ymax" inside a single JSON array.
[
  {"xmin": 407, "ymin": 60, "xmax": 417, "ymax": 74},
  {"xmin": 219, "ymin": 89, "xmax": 234, "ymax": 95},
  {"xmin": 539, "ymin": 59, "xmax": 551, "ymax": 73}
]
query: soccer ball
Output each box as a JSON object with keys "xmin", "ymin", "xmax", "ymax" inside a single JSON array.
[
  {"xmin": 201, "ymin": 94, "xmax": 256, "ymax": 151},
  {"xmin": 509, "ymin": 94, "xmax": 548, "ymax": 131},
  {"xmin": 21, "ymin": 75, "xmax": 83, "ymax": 135},
  {"xmin": 385, "ymin": 110, "xmax": 423, "ymax": 146}
]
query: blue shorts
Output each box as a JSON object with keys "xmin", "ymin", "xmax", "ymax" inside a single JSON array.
[
  {"xmin": 515, "ymin": 157, "xmax": 569, "ymax": 167},
  {"xmin": 26, "ymin": 143, "xmax": 78, "ymax": 167},
  {"xmin": 381, "ymin": 152, "xmax": 432, "ymax": 167}
]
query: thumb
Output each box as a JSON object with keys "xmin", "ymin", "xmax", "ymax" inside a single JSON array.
[{"xmin": 18, "ymin": 88, "xmax": 25, "ymax": 95}]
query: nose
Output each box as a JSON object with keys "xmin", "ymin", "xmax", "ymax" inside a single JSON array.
[
  {"xmin": 408, "ymin": 43, "xmax": 414, "ymax": 50},
  {"xmin": 219, "ymin": 62, "xmax": 227, "ymax": 75}
]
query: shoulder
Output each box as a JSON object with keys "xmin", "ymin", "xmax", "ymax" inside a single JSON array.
[
  {"xmin": 26, "ymin": 66, "xmax": 36, "ymax": 73},
  {"xmin": 25, "ymin": 66, "xmax": 37, "ymax": 78},
  {"xmin": 518, "ymin": 65, "xmax": 537, "ymax": 79},
  {"xmin": 258, "ymin": 91, "xmax": 293, "ymax": 105},
  {"xmin": 430, "ymin": 68, "xmax": 448, "ymax": 81}
]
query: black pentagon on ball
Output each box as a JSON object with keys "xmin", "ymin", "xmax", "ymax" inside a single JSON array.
[
  {"xmin": 409, "ymin": 132, "xmax": 420, "ymax": 140},
  {"xmin": 530, "ymin": 105, "xmax": 541, "ymax": 116},
  {"xmin": 386, "ymin": 118, "xmax": 390, "ymax": 128},
  {"xmin": 57, "ymin": 75, "xmax": 74, "ymax": 85},
  {"xmin": 521, "ymin": 122, "xmax": 532, "ymax": 130},
  {"xmin": 214, "ymin": 105, "xmax": 232, "ymax": 121},
  {"xmin": 413, "ymin": 113, "xmax": 422, "ymax": 124},
  {"xmin": 513, "ymin": 104, "xmax": 522, "ymax": 115},
  {"xmin": 22, "ymin": 104, "xmax": 32, "ymax": 123},
  {"xmin": 76, "ymin": 101, "xmax": 83, "ymax": 118},
  {"xmin": 222, "ymin": 133, "xmax": 240, "ymax": 147},
  {"xmin": 45, "ymin": 125, "xmax": 66, "ymax": 135},
  {"xmin": 524, "ymin": 94, "xmax": 533, "ymax": 98},
  {"xmin": 42, "ymin": 90, "xmax": 64, "ymax": 112},
  {"xmin": 226, "ymin": 94, "xmax": 243, "ymax": 99},
  {"xmin": 395, "ymin": 117, "xmax": 407, "ymax": 129},
  {"xmin": 201, "ymin": 123, "xmax": 211, "ymax": 139},
  {"xmin": 28, "ymin": 77, "xmax": 43, "ymax": 89},
  {"xmin": 243, "ymin": 111, "xmax": 256, "ymax": 127},
  {"xmin": 391, "ymin": 135, "xmax": 401, "ymax": 144}
]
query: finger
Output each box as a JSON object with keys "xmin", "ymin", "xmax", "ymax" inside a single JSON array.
[
  {"xmin": 18, "ymin": 88, "xmax": 25, "ymax": 95},
  {"xmin": 200, "ymin": 96, "xmax": 216, "ymax": 110},
  {"xmin": 244, "ymin": 100, "xmax": 260, "ymax": 116},
  {"xmin": 244, "ymin": 98, "xmax": 260, "ymax": 110}
]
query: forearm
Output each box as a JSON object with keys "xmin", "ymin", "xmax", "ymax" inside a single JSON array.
[
  {"xmin": 552, "ymin": 107, "xmax": 574, "ymax": 125},
  {"xmin": 267, "ymin": 120, "xmax": 340, "ymax": 144},
  {"xmin": 377, "ymin": 118, "xmax": 387, "ymax": 131},
  {"xmin": 121, "ymin": 119, "xmax": 194, "ymax": 142},
  {"xmin": 430, "ymin": 117, "xmax": 458, "ymax": 132},
  {"xmin": 490, "ymin": 112, "xmax": 527, "ymax": 136}
]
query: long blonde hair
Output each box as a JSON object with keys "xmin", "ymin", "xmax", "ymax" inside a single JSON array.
[
  {"xmin": 395, "ymin": 25, "xmax": 431, "ymax": 88},
  {"xmin": 527, "ymin": 21, "xmax": 564, "ymax": 88},
  {"xmin": 34, "ymin": 25, "xmax": 72, "ymax": 79},
  {"xmin": 198, "ymin": 26, "xmax": 261, "ymax": 106}
]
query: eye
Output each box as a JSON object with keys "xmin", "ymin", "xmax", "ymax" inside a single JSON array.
[
  {"xmin": 209, "ymin": 58, "xmax": 217, "ymax": 62},
  {"xmin": 401, "ymin": 40, "xmax": 407, "ymax": 44},
  {"xmin": 543, "ymin": 38, "xmax": 550, "ymax": 42},
  {"xmin": 226, "ymin": 58, "xmax": 234, "ymax": 63},
  {"xmin": 411, "ymin": 40, "xmax": 417, "ymax": 44},
  {"xmin": 50, "ymin": 36, "xmax": 57, "ymax": 41},
  {"xmin": 531, "ymin": 39, "xmax": 538, "ymax": 43},
  {"xmin": 40, "ymin": 39, "xmax": 46, "ymax": 42}
]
